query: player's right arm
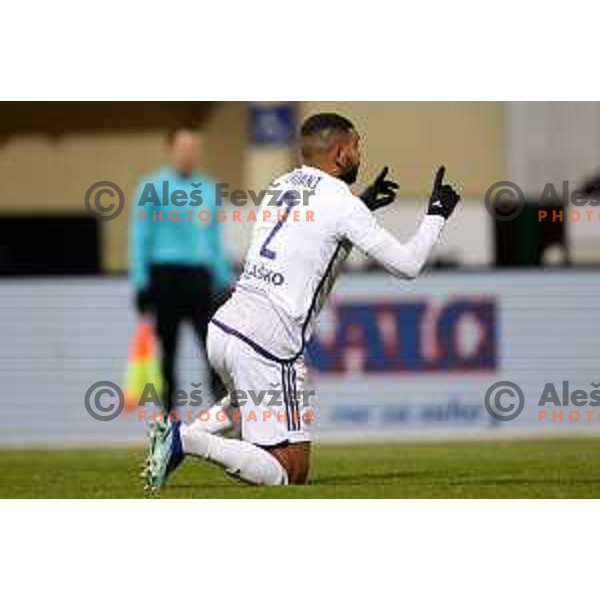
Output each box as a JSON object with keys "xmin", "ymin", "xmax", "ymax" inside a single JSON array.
[{"xmin": 336, "ymin": 166, "xmax": 460, "ymax": 280}]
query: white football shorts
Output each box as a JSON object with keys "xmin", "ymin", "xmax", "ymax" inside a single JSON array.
[{"xmin": 207, "ymin": 320, "xmax": 315, "ymax": 447}]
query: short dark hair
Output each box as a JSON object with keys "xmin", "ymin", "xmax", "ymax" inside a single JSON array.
[
  {"xmin": 300, "ymin": 113, "xmax": 355, "ymax": 137},
  {"xmin": 300, "ymin": 113, "xmax": 355, "ymax": 159}
]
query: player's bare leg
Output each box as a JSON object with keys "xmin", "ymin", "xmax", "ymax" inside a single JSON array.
[{"xmin": 268, "ymin": 442, "xmax": 311, "ymax": 484}]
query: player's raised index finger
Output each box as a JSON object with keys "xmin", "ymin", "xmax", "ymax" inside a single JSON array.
[
  {"xmin": 376, "ymin": 166, "xmax": 389, "ymax": 184},
  {"xmin": 434, "ymin": 166, "xmax": 446, "ymax": 189}
]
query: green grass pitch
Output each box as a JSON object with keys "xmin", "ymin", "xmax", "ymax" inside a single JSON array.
[{"xmin": 0, "ymin": 437, "xmax": 598, "ymax": 498}]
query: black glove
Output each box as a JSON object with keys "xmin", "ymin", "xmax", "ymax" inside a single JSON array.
[
  {"xmin": 360, "ymin": 166, "xmax": 400, "ymax": 211},
  {"xmin": 135, "ymin": 288, "xmax": 154, "ymax": 314},
  {"xmin": 427, "ymin": 166, "xmax": 461, "ymax": 219}
]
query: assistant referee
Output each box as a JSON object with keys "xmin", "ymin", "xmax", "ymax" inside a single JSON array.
[{"xmin": 129, "ymin": 127, "xmax": 232, "ymax": 412}]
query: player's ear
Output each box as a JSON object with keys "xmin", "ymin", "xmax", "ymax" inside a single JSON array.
[{"xmin": 333, "ymin": 142, "xmax": 347, "ymax": 170}]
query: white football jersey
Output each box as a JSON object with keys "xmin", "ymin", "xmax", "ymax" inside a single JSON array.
[{"xmin": 214, "ymin": 165, "xmax": 445, "ymax": 360}]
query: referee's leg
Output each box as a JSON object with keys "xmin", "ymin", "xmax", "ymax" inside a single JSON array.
[{"xmin": 152, "ymin": 267, "xmax": 183, "ymax": 414}]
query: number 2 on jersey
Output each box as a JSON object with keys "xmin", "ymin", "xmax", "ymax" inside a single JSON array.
[{"xmin": 259, "ymin": 191, "xmax": 295, "ymax": 260}]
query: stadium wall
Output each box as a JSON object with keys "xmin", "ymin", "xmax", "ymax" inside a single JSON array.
[
  {"xmin": 299, "ymin": 101, "xmax": 505, "ymax": 198},
  {"xmin": 0, "ymin": 102, "xmax": 246, "ymax": 275},
  {"xmin": 0, "ymin": 101, "xmax": 503, "ymax": 277}
]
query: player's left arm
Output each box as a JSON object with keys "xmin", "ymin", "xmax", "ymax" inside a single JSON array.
[
  {"xmin": 327, "ymin": 166, "xmax": 400, "ymax": 276},
  {"xmin": 337, "ymin": 166, "xmax": 460, "ymax": 280}
]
